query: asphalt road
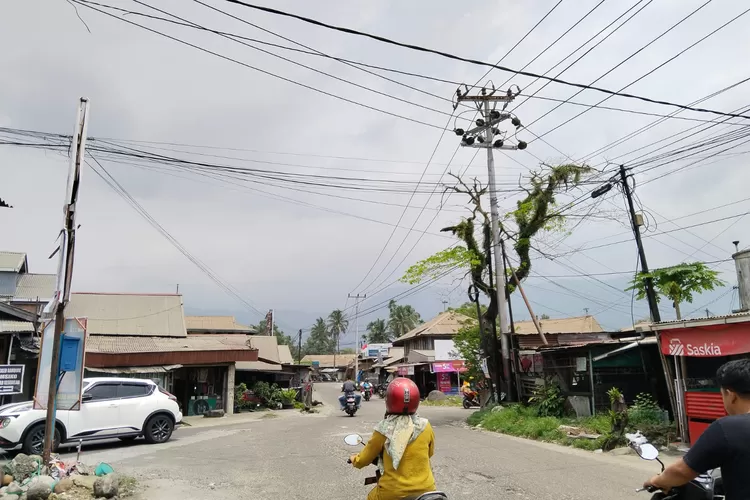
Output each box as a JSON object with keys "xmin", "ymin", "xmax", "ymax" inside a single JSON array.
[{"xmin": 43, "ymin": 383, "xmax": 663, "ymax": 500}]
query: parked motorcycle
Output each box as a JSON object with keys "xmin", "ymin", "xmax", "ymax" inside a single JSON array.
[
  {"xmin": 377, "ymin": 384, "xmax": 387, "ymax": 399},
  {"xmin": 629, "ymin": 431, "xmax": 723, "ymax": 500},
  {"xmin": 344, "ymin": 434, "xmax": 448, "ymax": 500},
  {"xmin": 344, "ymin": 393, "xmax": 358, "ymax": 417}
]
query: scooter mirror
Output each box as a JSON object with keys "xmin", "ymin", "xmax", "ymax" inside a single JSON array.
[
  {"xmin": 344, "ymin": 434, "xmax": 363, "ymax": 446},
  {"xmin": 636, "ymin": 443, "xmax": 659, "ymax": 461}
]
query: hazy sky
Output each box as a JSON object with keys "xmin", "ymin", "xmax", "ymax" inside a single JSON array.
[{"xmin": 3, "ymin": 0, "xmax": 750, "ymax": 343}]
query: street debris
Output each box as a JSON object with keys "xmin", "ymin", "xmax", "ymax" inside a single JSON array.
[{"xmin": 0, "ymin": 453, "xmax": 138, "ymax": 500}]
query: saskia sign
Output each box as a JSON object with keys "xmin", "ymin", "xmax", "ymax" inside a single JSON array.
[{"xmin": 660, "ymin": 323, "xmax": 750, "ymax": 357}]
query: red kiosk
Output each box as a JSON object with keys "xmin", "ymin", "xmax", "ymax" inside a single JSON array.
[{"xmin": 653, "ymin": 314, "xmax": 750, "ymax": 443}]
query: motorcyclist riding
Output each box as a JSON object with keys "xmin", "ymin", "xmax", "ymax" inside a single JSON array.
[
  {"xmin": 362, "ymin": 380, "xmax": 373, "ymax": 393},
  {"xmin": 644, "ymin": 359, "xmax": 750, "ymax": 499},
  {"xmin": 349, "ymin": 377, "xmax": 437, "ymax": 500},
  {"xmin": 339, "ymin": 378, "xmax": 362, "ymax": 410}
]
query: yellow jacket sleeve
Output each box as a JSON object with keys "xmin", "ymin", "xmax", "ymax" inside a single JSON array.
[
  {"xmin": 427, "ymin": 423, "xmax": 435, "ymax": 458},
  {"xmin": 352, "ymin": 431, "xmax": 386, "ymax": 469}
]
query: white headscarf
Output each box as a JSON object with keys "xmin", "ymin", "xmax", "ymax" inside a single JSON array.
[{"xmin": 374, "ymin": 414, "xmax": 428, "ymax": 472}]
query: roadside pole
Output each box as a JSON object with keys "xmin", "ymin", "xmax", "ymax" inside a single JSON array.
[
  {"xmin": 297, "ymin": 329, "xmax": 302, "ymax": 365},
  {"xmin": 455, "ymin": 87, "xmax": 527, "ymax": 401},
  {"xmin": 348, "ymin": 293, "xmax": 365, "ymax": 382},
  {"xmin": 43, "ymin": 98, "xmax": 90, "ymax": 463}
]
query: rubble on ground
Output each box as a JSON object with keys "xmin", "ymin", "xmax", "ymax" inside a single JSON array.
[{"xmin": 0, "ymin": 453, "xmax": 137, "ymax": 500}]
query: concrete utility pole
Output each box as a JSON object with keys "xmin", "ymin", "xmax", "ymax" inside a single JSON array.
[
  {"xmin": 43, "ymin": 98, "xmax": 90, "ymax": 463},
  {"xmin": 455, "ymin": 87, "xmax": 526, "ymax": 398},
  {"xmin": 348, "ymin": 293, "xmax": 365, "ymax": 381},
  {"xmin": 298, "ymin": 329, "xmax": 302, "ymax": 365},
  {"xmin": 441, "ymin": 299, "xmax": 448, "ymax": 312}
]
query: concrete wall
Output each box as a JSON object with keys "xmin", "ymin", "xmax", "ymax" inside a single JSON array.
[{"xmin": 225, "ymin": 363, "xmax": 235, "ymax": 415}]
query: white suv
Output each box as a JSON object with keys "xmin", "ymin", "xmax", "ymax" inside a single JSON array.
[{"xmin": 0, "ymin": 377, "xmax": 182, "ymax": 455}]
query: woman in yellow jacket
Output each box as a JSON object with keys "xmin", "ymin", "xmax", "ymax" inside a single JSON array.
[{"xmin": 349, "ymin": 377, "xmax": 437, "ymax": 500}]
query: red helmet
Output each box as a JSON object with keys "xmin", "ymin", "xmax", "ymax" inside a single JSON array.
[{"xmin": 385, "ymin": 378, "xmax": 420, "ymax": 415}]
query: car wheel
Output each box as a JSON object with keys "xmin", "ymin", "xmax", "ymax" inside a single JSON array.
[
  {"xmin": 144, "ymin": 415, "xmax": 174, "ymax": 444},
  {"xmin": 23, "ymin": 423, "xmax": 60, "ymax": 456}
]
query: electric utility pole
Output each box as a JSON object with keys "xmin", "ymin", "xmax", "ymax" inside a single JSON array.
[
  {"xmin": 455, "ymin": 86, "xmax": 527, "ymax": 397},
  {"xmin": 298, "ymin": 329, "xmax": 302, "ymax": 365},
  {"xmin": 592, "ymin": 165, "xmax": 678, "ymax": 433},
  {"xmin": 42, "ymin": 98, "xmax": 90, "ymax": 463},
  {"xmin": 348, "ymin": 293, "xmax": 365, "ymax": 381}
]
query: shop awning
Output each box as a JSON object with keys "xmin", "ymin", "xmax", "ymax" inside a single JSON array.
[
  {"xmin": 236, "ymin": 361, "xmax": 283, "ymax": 372},
  {"xmin": 88, "ymin": 365, "xmax": 182, "ymax": 374}
]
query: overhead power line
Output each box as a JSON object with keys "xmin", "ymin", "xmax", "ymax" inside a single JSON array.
[
  {"xmin": 217, "ymin": 0, "xmax": 750, "ymax": 121},
  {"xmin": 72, "ymin": 0, "xmax": 446, "ymax": 131}
]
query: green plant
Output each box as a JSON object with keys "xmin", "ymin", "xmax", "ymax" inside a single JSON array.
[
  {"xmin": 529, "ymin": 379, "xmax": 565, "ymax": 418},
  {"xmin": 601, "ymin": 387, "xmax": 628, "ymax": 451},
  {"xmin": 253, "ymin": 381, "xmax": 283, "ymax": 408},
  {"xmin": 628, "ymin": 393, "xmax": 664, "ymax": 426},
  {"xmin": 280, "ymin": 389, "xmax": 298, "ymax": 404}
]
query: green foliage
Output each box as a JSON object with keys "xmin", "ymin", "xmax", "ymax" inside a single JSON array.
[
  {"xmin": 421, "ymin": 396, "xmax": 464, "ymax": 407},
  {"xmin": 509, "ymin": 164, "xmax": 593, "ymax": 286},
  {"xmin": 626, "ymin": 262, "xmax": 725, "ymax": 319},
  {"xmin": 255, "ymin": 319, "xmax": 293, "ymax": 346},
  {"xmin": 401, "ymin": 246, "xmax": 482, "ymax": 285},
  {"xmin": 452, "ymin": 323, "xmax": 483, "ymax": 380},
  {"xmin": 327, "ymin": 309, "xmax": 349, "ymax": 350},
  {"xmin": 302, "ymin": 317, "xmax": 335, "ymax": 355},
  {"xmin": 365, "ymin": 318, "xmax": 390, "ymax": 344},
  {"xmin": 628, "ymin": 393, "xmax": 664, "ymax": 427},
  {"xmin": 280, "ymin": 389, "xmax": 298, "ymax": 403},
  {"xmin": 602, "ymin": 387, "xmax": 628, "ymax": 451},
  {"xmin": 253, "ymin": 381, "xmax": 283, "ymax": 408},
  {"xmin": 472, "ymin": 405, "xmax": 567, "ymax": 441},
  {"xmin": 386, "ymin": 300, "xmax": 422, "ymax": 339},
  {"xmin": 234, "ymin": 383, "xmax": 253, "ymax": 410},
  {"xmin": 540, "ymin": 313, "xmax": 551, "ymax": 320},
  {"xmin": 529, "ymin": 379, "xmax": 566, "ymax": 418}
]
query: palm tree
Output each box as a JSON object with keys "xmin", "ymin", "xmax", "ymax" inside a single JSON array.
[
  {"xmin": 365, "ymin": 318, "xmax": 390, "ymax": 344},
  {"xmin": 327, "ymin": 309, "xmax": 349, "ymax": 354},
  {"xmin": 303, "ymin": 317, "xmax": 334, "ymax": 355},
  {"xmin": 387, "ymin": 300, "xmax": 421, "ymax": 339}
]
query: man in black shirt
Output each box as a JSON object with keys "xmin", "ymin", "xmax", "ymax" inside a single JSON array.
[{"xmin": 644, "ymin": 358, "xmax": 750, "ymax": 499}]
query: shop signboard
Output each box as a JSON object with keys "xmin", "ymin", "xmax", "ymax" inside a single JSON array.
[
  {"xmin": 661, "ymin": 325, "xmax": 750, "ymax": 357},
  {"xmin": 434, "ymin": 339, "xmax": 461, "ymax": 361},
  {"xmin": 397, "ymin": 365, "xmax": 415, "ymax": 376},
  {"xmin": 0, "ymin": 365, "xmax": 24, "ymax": 395},
  {"xmin": 437, "ymin": 372, "xmax": 452, "ymax": 393},
  {"xmin": 432, "ymin": 361, "xmax": 467, "ymax": 373}
]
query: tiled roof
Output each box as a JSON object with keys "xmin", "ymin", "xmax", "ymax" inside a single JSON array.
[
  {"xmin": 86, "ymin": 335, "xmax": 258, "ymax": 354},
  {"xmin": 66, "ymin": 293, "xmax": 187, "ymax": 337},
  {"xmin": 184, "ymin": 315, "xmax": 255, "ymax": 333},
  {"xmin": 513, "ymin": 315, "xmax": 604, "ymax": 335},
  {"xmin": 393, "ymin": 312, "xmax": 474, "ymax": 344},
  {"xmin": 0, "ymin": 252, "xmax": 27, "ymax": 272},
  {"xmin": 301, "ymin": 354, "xmax": 356, "ymax": 368},
  {"xmin": 0, "ymin": 320, "xmax": 35, "ymax": 333},
  {"xmin": 13, "ymin": 274, "xmax": 56, "ymax": 302}
]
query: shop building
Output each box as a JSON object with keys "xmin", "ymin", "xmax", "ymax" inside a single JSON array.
[{"xmin": 71, "ymin": 293, "xmax": 258, "ymax": 416}]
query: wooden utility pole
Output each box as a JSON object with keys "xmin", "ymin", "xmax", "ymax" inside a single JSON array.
[{"xmin": 43, "ymin": 98, "xmax": 90, "ymax": 463}]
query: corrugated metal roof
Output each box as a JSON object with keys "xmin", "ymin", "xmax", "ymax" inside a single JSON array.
[
  {"xmin": 235, "ymin": 360, "xmax": 283, "ymax": 372},
  {"xmin": 0, "ymin": 252, "xmax": 27, "ymax": 272},
  {"xmin": 184, "ymin": 315, "xmax": 254, "ymax": 333},
  {"xmin": 0, "ymin": 320, "xmax": 34, "ymax": 333},
  {"xmin": 650, "ymin": 312, "xmax": 750, "ymax": 330},
  {"xmin": 249, "ymin": 335, "xmax": 282, "ymax": 363},
  {"xmin": 393, "ymin": 312, "xmax": 474, "ymax": 344},
  {"xmin": 13, "ymin": 274, "xmax": 56, "ymax": 302},
  {"xmin": 656, "ymin": 312, "xmax": 750, "ymax": 325},
  {"xmin": 66, "ymin": 293, "xmax": 187, "ymax": 337},
  {"xmin": 301, "ymin": 354, "xmax": 356, "ymax": 368},
  {"xmin": 514, "ymin": 315, "xmax": 604, "ymax": 335},
  {"xmin": 0, "ymin": 272, "xmax": 18, "ymax": 297},
  {"xmin": 86, "ymin": 335, "xmax": 258, "ymax": 354},
  {"xmin": 278, "ymin": 344, "xmax": 294, "ymax": 365}
]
